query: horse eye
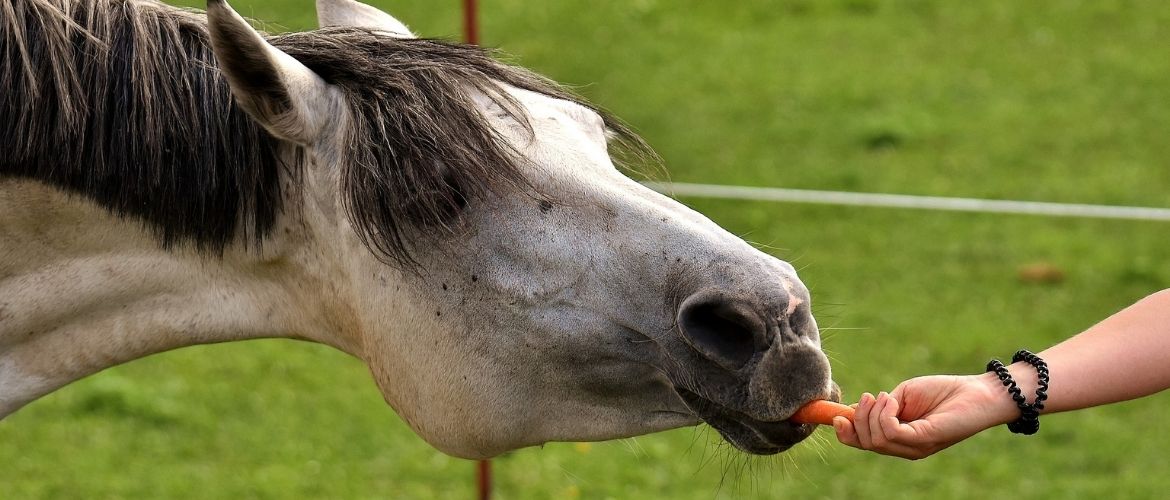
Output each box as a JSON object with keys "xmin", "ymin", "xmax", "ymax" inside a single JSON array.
[
  {"xmin": 439, "ymin": 172, "xmax": 468, "ymax": 218},
  {"xmin": 449, "ymin": 179, "xmax": 468, "ymax": 212}
]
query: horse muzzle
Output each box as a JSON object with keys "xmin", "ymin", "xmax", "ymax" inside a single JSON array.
[{"xmin": 666, "ymin": 279, "xmax": 836, "ymax": 454}]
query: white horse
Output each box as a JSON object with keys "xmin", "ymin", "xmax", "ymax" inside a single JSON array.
[{"xmin": 0, "ymin": 0, "xmax": 836, "ymax": 459}]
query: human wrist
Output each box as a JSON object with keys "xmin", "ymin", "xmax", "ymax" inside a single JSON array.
[
  {"xmin": 978, "ymin": 357, "xmax": 1046, "ymax": 424},
  {"xmin": 975, "ymin": 371, "xmax": 1026, "ymax": 426}
]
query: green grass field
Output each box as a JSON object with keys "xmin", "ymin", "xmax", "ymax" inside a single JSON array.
[{"xmin": 4, "ymin": 0, "xmax": 1170, "ymax": 498}]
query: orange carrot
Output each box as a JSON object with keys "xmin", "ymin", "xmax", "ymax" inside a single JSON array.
[{"xmin": 790, "ymin": 400, "xmax": 856, "ymax": 425}]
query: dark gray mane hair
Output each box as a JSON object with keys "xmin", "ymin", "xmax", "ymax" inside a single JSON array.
[{"xmin": 0, "ymin": 0, "xmax": 655, "ymax": 264}]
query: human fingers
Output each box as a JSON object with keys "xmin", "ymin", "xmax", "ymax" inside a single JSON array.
[
  {"xmin": 867, "ymin": 392, "xmax": 894, "ymax": 449},
  {"xmin": 878, "ymin": 392, "xmax": 914, "ymax": 443},
  {"xmin": 837, "ymin": 397, "xmax": 934, "ymax": 460},
  {"xmin": 876, "ymin": 391, "xmax": 933, "ymax": 453},
  {"xmin": 853, "ymin": 392, "xmax": 876, "ymax": 449}
]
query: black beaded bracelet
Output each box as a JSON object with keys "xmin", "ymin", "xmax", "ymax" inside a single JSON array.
[{"xmin": 986, "ymin": 350, "xmax": 1050, "ymax": 435}]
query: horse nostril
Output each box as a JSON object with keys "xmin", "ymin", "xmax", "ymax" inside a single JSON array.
[{"xmin": 677, "ymin": 293, "xmax": 769, "ymax": 370}]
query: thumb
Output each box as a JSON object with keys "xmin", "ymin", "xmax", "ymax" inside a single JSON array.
[{"xmin": 833, "ymin": 416, "xmax": 860, "ymax": 448}]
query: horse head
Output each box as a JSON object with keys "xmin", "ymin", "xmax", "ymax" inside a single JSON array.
[{"xmin": 202, "ymin": 0, "xmax": 836, "ymax": 458}]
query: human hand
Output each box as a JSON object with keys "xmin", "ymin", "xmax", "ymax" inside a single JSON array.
[{"xmin": 833, "ymin": 374, "xmax": 1017, "ymax": 459}]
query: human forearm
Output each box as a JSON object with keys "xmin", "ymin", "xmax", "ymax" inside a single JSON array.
[{"xmin": 1011, "ymin": 288, "xmax": 1170, "ymax": 414}]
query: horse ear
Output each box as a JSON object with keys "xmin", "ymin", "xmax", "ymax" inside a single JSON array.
[
  {"xmin": 316, "ymin": 0, "xmax": 415, "ymax": 38},
  {"xmin": 206, "ymin": 0, "xmax": 337, "ymax": 144}
]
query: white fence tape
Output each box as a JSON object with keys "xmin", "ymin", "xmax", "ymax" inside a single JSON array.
[{"xmin": 642, "ymin": 182, "xmax": 1170, "ymax": 222}]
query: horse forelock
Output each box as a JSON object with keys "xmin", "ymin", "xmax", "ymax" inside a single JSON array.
[{"xmin": 0, "ymin": 0, "xmax": 657, "ymax": 266}]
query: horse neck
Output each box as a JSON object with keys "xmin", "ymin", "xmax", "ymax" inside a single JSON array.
[{"xmin": 0, "ymin": 178, "xmax": 362, "ymax": 418}]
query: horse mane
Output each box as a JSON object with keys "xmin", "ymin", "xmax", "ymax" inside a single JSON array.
[{"xmin": 0, "ymin": 0, "xmax": 655, "ymax": 263}]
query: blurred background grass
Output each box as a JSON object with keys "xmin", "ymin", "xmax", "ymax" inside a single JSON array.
[{"xmin": 3, "ymin": 0, "xmax": 1169, "ymax": 498}]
